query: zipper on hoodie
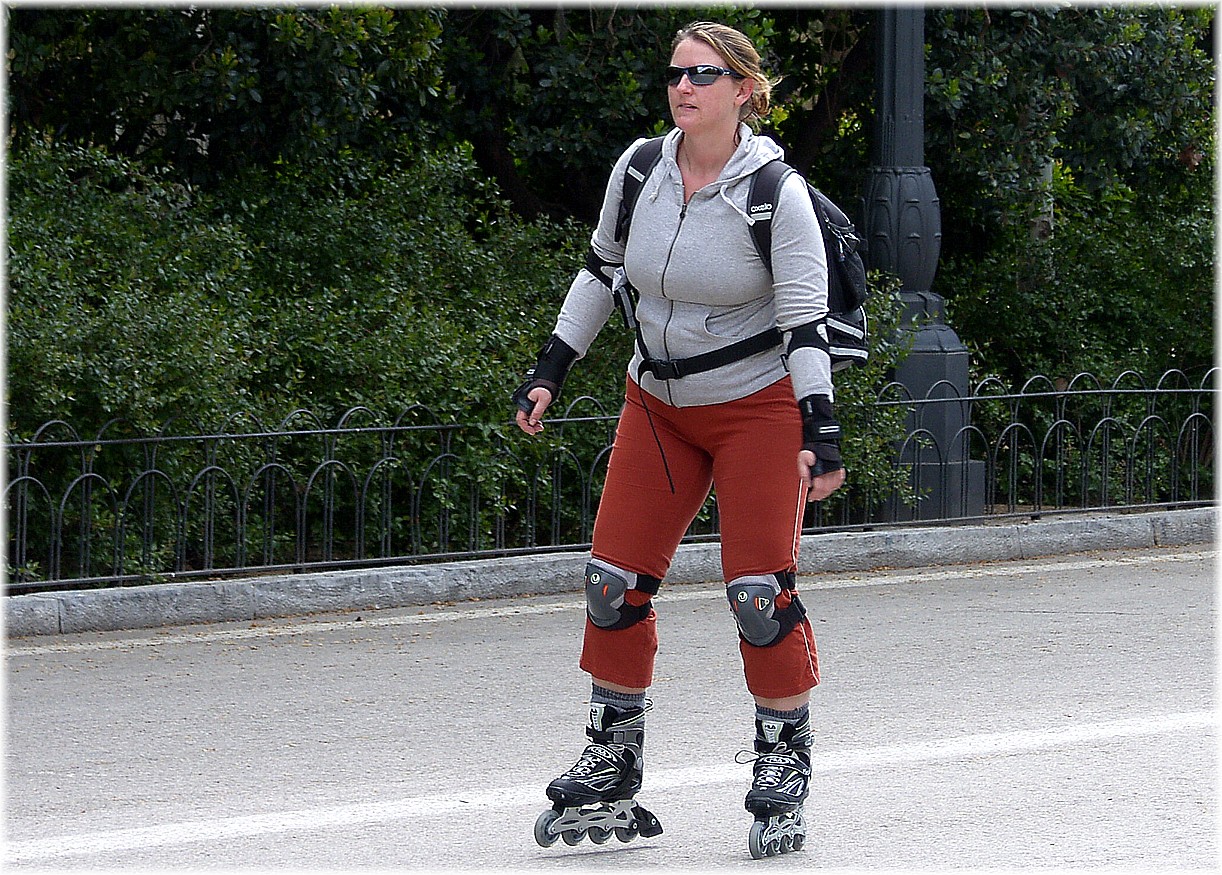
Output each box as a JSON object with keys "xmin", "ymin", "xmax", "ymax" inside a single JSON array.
[
  {"xmin": 657, "ymin": 200, "xmax": 687, "ymax": 405},
  {"xmin": 659, "ymin": 201, "xmax": 687, "ymax": 300}
]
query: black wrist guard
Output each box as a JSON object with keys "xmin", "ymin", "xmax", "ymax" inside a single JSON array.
[
  {"xmin": 798, "ymin": 394, "xmax": 844, "ymax": 476},
  {"xmin": 511, "ymin": 335, "xmax": 579, "ymax": 414}
]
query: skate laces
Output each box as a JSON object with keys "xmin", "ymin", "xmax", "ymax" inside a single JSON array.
[
  {"xmin": 735, "ymin": 746, "xmax": 809, "ymax": 789},
  {"xmin": 758, "ymin": 754, "xmax": 800, "ymax": 789},
  {"xmin": 566, "ymin": 743, "xmax": 626, "ymax": 778}
]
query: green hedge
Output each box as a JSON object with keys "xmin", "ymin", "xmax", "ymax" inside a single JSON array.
[
  {"xmin": 8, "ymin": 142, "xmax": 262, "ymax": 432},
  {"xmin": 940, "ymin": 160, "xmax": 1215, "ymax": 385},
  {"xmin": 7, "ymin": 139, "xmax": 603, "ymax": 433}
]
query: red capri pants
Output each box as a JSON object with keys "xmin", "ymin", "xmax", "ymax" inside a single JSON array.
[{"xmin": 579, "ymin": 375, "xmax": 820, "ymax": 699}]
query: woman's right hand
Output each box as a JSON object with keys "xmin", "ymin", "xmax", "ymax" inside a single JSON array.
[{"xmin": 514, "ymin": 386, "xmax": 554, "ymax": 435}]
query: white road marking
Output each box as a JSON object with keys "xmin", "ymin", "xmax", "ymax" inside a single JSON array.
[
  {"xmin": 5, "ymin": 549, "xmax": 1213, "ymax": 657},
  {"xmin": 5, "ymin": 710, "xmax": 1213, "ymax": 862}
]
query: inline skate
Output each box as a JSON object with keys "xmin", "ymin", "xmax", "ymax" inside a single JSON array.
[
  {"xmin": 741, "ymin": 714, "xmax": 811, "ymax": 859},
  {"xmin": 533, "ymin": 701, "xmax": 663, "ymax": 848}
]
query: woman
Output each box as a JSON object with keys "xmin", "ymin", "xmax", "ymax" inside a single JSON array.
[{"xmin": 515, "ymin": 21, "xmax": 845, "ymax": 854}]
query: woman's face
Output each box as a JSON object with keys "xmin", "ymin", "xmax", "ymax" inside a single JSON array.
[{"xmin": 667, "ymin": 38, "xmax": 752, "ymax": 137}]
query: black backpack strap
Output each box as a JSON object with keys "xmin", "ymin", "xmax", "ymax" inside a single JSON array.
[
  {"xmin": 615, "ymin": 136, "xmax": 665, "ymax": 244},
  {"xmin": 638, "ymin": 327, "xmax": 782, "ymax": 381},
  {"xmin": 748, "ymin": 160, "xmax": 868, "ymax": 310},
  {"xmin": 746, "ymin": 158, "xmax": 795, "ymax": 275}
]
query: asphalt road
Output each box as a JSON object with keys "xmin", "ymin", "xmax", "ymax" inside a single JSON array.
[{"xmin": 4, "ymin": 545, "xmax": 1215, "ymax": 870}]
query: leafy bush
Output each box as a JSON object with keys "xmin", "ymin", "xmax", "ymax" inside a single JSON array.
[
  {"xmin": 814, "ymin": 271, "xmax": 916, "ymax": 523},
  {"xmin": 6, "ymin": 138, "xmax": 606, "ymax": 435},
  {"xmin": 7, "ymin": 7, "xmax": 446, "ymax": 187},
  {"xmin": 6, "ymin": 138, "xmax": 608, "ymax": 578},
  {"xmin": 8, "ymin": 136, "xmax": 917, "ymax": 587},
  {"xmin": 940, "ymin": 158, "xmax": 1215, "ymax": 384},
  {"xmin": 7, "ymin": 140, "xmax": 263, "ymax": 434},
  {"xmin": 211, "ymin": 140, "xmax": 600, "ymax": 421}
]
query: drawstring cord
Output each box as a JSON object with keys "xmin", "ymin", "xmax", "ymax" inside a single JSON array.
[
  {"xmin": 617, "ymin": 179, "xmax": 764, "ymax": 497},
  {"xmin": 634, "ymin": 369, "xmax": 676, "ymax": 495},
  {"xmin": 616, "ymin": 163, "xmax": 777, "ymax": 497},
  {"xmin": 613, "ymin": 265, "xmax": 676, "ymax": 495},
  {"xmin": 719, "ymin": 184, "xmax": 756, "ymax": 225}
]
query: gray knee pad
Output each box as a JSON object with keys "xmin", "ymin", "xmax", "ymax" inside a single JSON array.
[
  {"xmin": 585, "ymin": 558, "xmax": 662, "ymax": 631},
  {"xmin": 727, "ymin": 572, "xmax": 806, "ymax": 647}
]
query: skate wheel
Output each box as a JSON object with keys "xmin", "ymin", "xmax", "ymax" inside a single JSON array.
[
  {"xmin": 534, "ymin": 810, "xmax": 560, "ymax": 848},
  {"xmin": 561, "ymin": 828, "xmax": 585, "ymax": 846},
  {"xmin": 615, "ymin": 824, "xmax": 638, "ymax": 843},
  {"xmin": 791, "ymin": 833, "xmax": 806, "ymax": 852},
  {"xmin": 588, "ymin": 826, "xmax": 613, "ymax": 844},
  {"xmin": 748, "ymin": 821, "xmax": 768, "ymax": 860}
]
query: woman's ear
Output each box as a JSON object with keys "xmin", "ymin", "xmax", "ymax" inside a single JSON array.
[
  {"xmin": 735, "ymin": 78, "xmax": 756, "ymax": 120},
  {"xmin": 736, "ymin": 77, "xmax": 755, "ymax": 108}
]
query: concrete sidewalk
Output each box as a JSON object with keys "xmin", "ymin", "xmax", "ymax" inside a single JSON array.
[{"xmin": 5, "ymin": 507, "xmax": 1215, "ymax": 639}]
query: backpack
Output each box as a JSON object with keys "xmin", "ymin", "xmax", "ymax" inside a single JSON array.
[{"xmin": 616, "ymin": 136, "xmax": 870, "ymax": 373}]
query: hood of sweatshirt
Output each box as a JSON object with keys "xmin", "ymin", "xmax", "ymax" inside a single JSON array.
[{"xmin": 651, "ymin": 123, "xmax": 786, "ymax": 205}]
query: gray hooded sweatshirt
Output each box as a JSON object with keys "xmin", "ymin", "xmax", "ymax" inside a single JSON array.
[{"xmin": 553, "ymin": 124, "xmax": 833, "ymax": 408}]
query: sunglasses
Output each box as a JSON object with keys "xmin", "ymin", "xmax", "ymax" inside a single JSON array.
[{"xmin": 666, "ymin": 64, "xmax": 745, "ymax": 87}]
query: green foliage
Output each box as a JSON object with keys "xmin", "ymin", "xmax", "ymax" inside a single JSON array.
[
  {"xmin": 215, "ymin": 139, "xmax": 602, "ymax": 421},
  {"xmin": 758, "ymin": 9, "xmax": 874, "ymax": 199},
  {"xmin": 6, "ymin": 137, "xmax": 610, "ymax": 575},
  {"xmin": 432, "ymin": 5, "xmax": 777, "ymax": 219},
  {"xmin": 7, "ymin": 141, "xmax": 262, "ymax": 432},
  {"xmin": 940, "ymin": 153, "xmax": 1216, "ymax": 384},
  {"xmin": 5, "ymin": 137, "xmax": 594, "ymax": 436},
  {"xmin": 921, "ymin": 4, "xmax": 1216, "ymax": 384},
  {"xmin": 7, "ymin": 6, "xmax": 446, "ymax": 186},
  {"xmin": 817, "ymin": 271, "xmax": 917, "ymax": 522},
  {"xmin": 6, "ymin": 131, "xmax": 917, "ymax": 583},
  {"xmin": 925, "ymin": 5, "xmax": 1214, "ymax": 246},
  {"xmin": 6, "ymin": 5, "xmax": 1215, "ymax": 521}
]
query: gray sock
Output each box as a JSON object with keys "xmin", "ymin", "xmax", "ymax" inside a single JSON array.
[
  {"xmin": 756, "ymin": 703, "xmax": 809, "ymax": 724},
  {"xmin": 591, "ymin": 684, "xmax": 646, "ymax": 711}
]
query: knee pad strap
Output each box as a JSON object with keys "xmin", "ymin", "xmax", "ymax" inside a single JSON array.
[
  {"xmin": 585, "ymin": 558, "xmax": 662, "ymax": 631},
  {"xmin": 727, "ymin": 571, "xmax": 806, "ymax": 647}
]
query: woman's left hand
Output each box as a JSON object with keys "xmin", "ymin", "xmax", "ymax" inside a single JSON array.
[{"xmin": 798, "ymin": 449, "xmax": 846, "ymax": 502}]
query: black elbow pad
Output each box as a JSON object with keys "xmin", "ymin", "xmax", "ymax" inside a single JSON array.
[
  {"xmin": 584, "ymin": 248, "xmax": 620, "ymax": 290},
  {"xmin": 787, "ymin": 320, "xmax": 830, "ymax": 356}
]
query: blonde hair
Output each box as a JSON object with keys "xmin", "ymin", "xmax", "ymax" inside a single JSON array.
[{"xmin": 672, "ymin": 21, "xmax": 777, "ymax": 124}]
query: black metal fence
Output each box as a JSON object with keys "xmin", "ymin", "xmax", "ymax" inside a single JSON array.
[{"xmin": 5, "ymin": 368, "xmax": 1215, "ymax": 594}]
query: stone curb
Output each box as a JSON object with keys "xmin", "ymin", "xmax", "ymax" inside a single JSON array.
[{"xmin": 6, "ymin": 507, "xmax": 1215, "ymax": 639}]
